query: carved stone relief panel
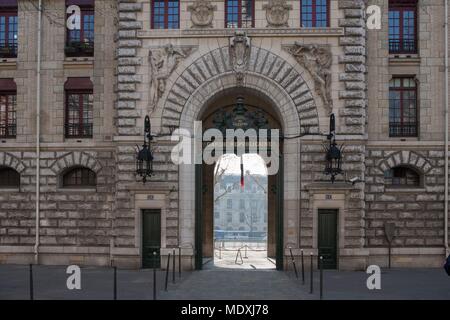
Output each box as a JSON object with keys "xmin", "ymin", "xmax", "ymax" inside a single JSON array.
[
  {"xmin": 284, "ymin": 42, "xmax": 333, "ymax": 114},
  {"xmin": 263, "ymin": 0, "xmax": 292, "ymax": 27},
  {"xmin": 148, "ymin": 44, "xmax": 197, "ymax": 112}
]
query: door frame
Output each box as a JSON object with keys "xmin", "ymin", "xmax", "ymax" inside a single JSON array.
[
  {"xmin": 134, "ymin": 192, "xmax": 169, "ymax": 268},
  {"xmin": 308, "ymin": 187, "xmax": 351, "ymax": 270}
]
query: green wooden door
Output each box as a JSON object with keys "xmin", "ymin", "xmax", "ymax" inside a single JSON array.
[
  {"xmin": 195, "ymin": 163, "xmax": 203, "ymax": 270},
  {"xmin": 142, "ymin": 209, "xmax": 161, "ymax": 268},
  {"xmin": 318, "ymin": 209, "xmax": 338, "ymax": 269},
  {"xmin": 275, "ymin": 153, "xmax": 284, "ymax": 271}
]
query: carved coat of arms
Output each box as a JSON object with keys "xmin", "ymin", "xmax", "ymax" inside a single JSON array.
[
  {"xmin": 229, "ymin": 32, "xmax": 251, "ymax": 85},
  {"xmin": 263, "ymin": 0, "xmax": 292, "ymax": 27},
  {"xmin": 188, "ymin": 0, "xmax": 216, "ymax": 28}
]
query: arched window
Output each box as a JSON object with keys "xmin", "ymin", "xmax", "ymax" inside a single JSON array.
[
  {"xmin": 0, "ymin": 166, "xmax": 20, "ymax": 188},
  {"xmin": 62, "ymin": 167, "xmax": 96, "ymax": 188},
  {"xmin": 384, "ymin": 166, "xmax": 420, "ymax": 187}
]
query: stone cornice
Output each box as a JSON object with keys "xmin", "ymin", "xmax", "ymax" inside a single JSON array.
[{"xmin": 137, "ymin": 27, "xmax": 344, "ymax": 39}]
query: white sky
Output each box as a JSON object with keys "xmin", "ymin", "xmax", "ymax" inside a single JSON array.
[{"xmin": 215, "ymin": 154, "xmax": 268, "ymax": 175}]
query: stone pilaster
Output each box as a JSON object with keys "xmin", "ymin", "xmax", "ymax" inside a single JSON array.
[
  {"xmin": 338, "ymin": 0, "xmax": 367, "ymax": 136},
  {"xmin": 116, "ymin": 0, "xmax": 143, "ymax": 136},
  {"xmin": 333, "ymin": 0, "xmax": 368, "ymax": 254}
]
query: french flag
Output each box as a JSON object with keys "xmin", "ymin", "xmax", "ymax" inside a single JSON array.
[{"xmin": 240, "ymin": 156, "xmax": 244, "ymax": 189}]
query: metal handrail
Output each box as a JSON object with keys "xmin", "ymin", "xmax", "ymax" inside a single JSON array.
[
  {"xmin": 389, "ymin": 39, "xmax": 417, "ymax": 54},
  {"xmin": 284, "ymin": 244, "xmax": 299, "ymax": 279},
  {"xmin": 0, "ymin": 124, "xmax": 17, "ymax": 138},
  {"xmin": 65, "ymin": 123, "xmax": 93, "ymax": 138},
  {"xmin": 165, "ymin": 253, "xmax": 170, "ymax": 291},
  {"xmin": 235, "ymin": 248, "xmax": 244, "ymax": 265},
  {"xmin": 0, "ymin": 44, "xmax": 18, "ymax": 58}
]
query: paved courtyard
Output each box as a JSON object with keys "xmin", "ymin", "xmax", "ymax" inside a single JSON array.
[{"xmin": 0, "ymin": 264, "xmax": 449, "ymax": 300}]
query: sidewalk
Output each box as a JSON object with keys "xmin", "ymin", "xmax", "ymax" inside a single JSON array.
[{"xmin": 0, "ymin": 264, "xmax": 449, "ymax": 300}]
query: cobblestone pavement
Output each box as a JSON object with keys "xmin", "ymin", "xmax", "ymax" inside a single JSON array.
[
  {"xmin": 0, "ymin": 264, "xmax": 449, "ymax": 300},
  {"xmin": 0, "ymin": 265, "xmax": 165, "ymax": 300},
  {"xmin": 159, "ymin": 267, "xmax": 450, "ymax": 300}
]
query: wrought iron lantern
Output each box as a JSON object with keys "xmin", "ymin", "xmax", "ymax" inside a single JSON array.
[
  {"xmin": 324, "ymin": 114, "xmax": 343, "ymax": 183},
  {"xmin": 136, "ymin": 116, "xmax": 154, "ymax": 183}
]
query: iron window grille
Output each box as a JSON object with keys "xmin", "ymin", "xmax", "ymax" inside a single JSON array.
[
  {"xmin": 384, "ymin": 166, "xmax": 420, "ymax": 187},
  {"xmin": 62, "ymin": 167, "xmax": 96, "ymax": 187},
  {"xmin": 0, "ymin": 91, "xmax": 16, "ymax": 138}
]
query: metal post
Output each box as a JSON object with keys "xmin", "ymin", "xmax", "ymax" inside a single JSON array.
[
  {"xmin": 165, "ymin": 253, "xmax": 171, "ymax": 291},
  {"xmin": 178, "ymin": 247, "xmax": 181, "ymax": 278},
  {"xmin": 29, "ymin": 264, "xmax": 34, "ymax": 300},
  {"xmin": 153, "ymin": 251, "xmax": 157, "ymax": 300},
  {"xmin": 320, "ymin": 256, "xmax": 323, "ymax": 300},
  {"xmin": 301, "ymin": 249, "xmax": 305, "ymax": 285},
  {"xmin": 244, "ymin": 245, "xmax": 248, "ymax": 259},
  {"xmin": 388, "ymin": 243, "xmax": 391, "ymax": 269},
  {"xmin": 113, "ymin": 266, "xmax": 117, "ymax": 300},
  {"xmin": 289, "ymin": 248, "xmax": 298, "ymax": 279},
  {"xmin": 172, "ymin": 249, "xmax": 176, "ymax": 284},
  {"xmin": 309, "ymin": 253, "xmax": 313, "ymax": 294}
]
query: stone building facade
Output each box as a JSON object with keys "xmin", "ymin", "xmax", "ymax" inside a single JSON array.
[{"xmin": 0, "ymin": 0, "xmax": 449, "ymax": 270}]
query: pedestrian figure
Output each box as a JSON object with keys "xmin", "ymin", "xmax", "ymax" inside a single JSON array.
[{"xmin": 444, "ymin": 254, "xmax": 450, "ymax": 276}]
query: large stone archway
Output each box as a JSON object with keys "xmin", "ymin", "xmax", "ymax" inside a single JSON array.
[
  {"xmin": 158, "ymin": 46, "xmax": 324, "ymax": 269},
  {"xmin": 159, "ymin": 45, "xmax": 323, "ymax": 135}
]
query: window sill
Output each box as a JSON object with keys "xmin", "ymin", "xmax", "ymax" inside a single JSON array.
[
  {"xmin": 385, "ymin": 187, "xmax": 425, "ymax": 193},
  {"xmin": 63, "ymin": 57, "xmax": 94, "ymax": 68},
  {"xmin": 1, "ymin": 137, "xmax": 17, "ymax": 142},
  {"xmin": 58, "ymin": 188, "xmax": 97, "ymax": 192},
  {"xmin": 0, "ymin": 58, "xmax": 17, "ymax": 69},
  {"xmin": 64, "ymin": 138, "xmax": 93, "ymax": 143},
  {"xmin": 389, "ymin": 55, "xmax": 421, "ymax": 65},
  {"xmin": 0, "ymin": 188, "xmax": 20, "ymax": 192},
  {"xmin": 388, "ymin": 137, "xmax": 419, "ymax": 141}
]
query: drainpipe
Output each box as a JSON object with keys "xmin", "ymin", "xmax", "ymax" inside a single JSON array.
[
  {"xmin": 445, "ymin": 0, "xmax": 449, "ymax": 256},
  {"xmin": 34, "ymin": 0, "xmax": 42, "ymax": 265}
]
